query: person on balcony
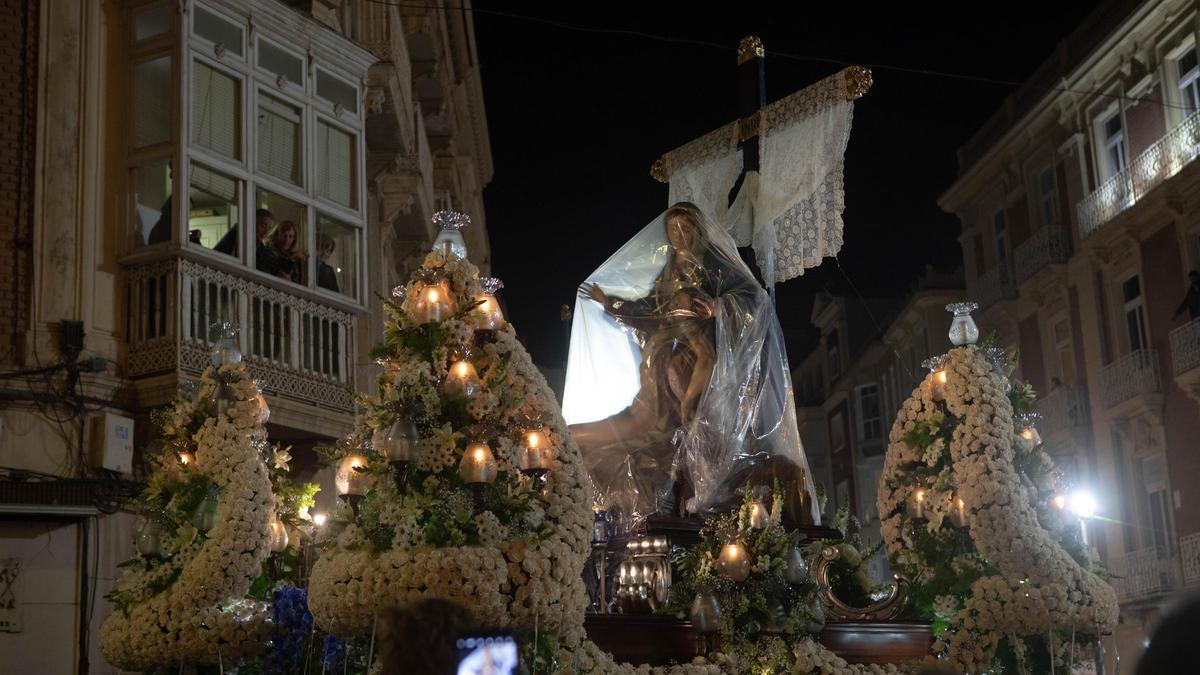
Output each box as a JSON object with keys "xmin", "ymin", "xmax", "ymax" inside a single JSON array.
[
  {"xmin": 1172, "ymin": 270, "xmax": 1200, "ymax": 321},
  {"xmin": 264, "ymin": 219, "xmax": 306, "ymax": 283},
  {"xmin": 316, "ymin": 233, "xmax": 340, "ymax": 293},
  {"xmin": 213, "ymin": 208, "xmax": 275, "ymax": 267}
]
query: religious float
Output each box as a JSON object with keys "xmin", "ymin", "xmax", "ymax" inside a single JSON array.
[{"xmin": 97, "ymin": 36, "xmax": 1118, "ymax": 674}]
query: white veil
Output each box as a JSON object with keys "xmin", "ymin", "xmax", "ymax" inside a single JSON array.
[{"xmin": 563, "ymin": 203, "xmax": 819, "ymax": 526}]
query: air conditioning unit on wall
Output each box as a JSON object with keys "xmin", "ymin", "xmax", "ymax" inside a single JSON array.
[{"xmin": 89, "ymin": 412, "xmax": 135, "ymax": 475}]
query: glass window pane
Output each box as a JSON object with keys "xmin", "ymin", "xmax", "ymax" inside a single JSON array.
[
  {"xmin": 255, "ymin": 189, "xmax": 307, "ymax": 284},
  {"xmin": 191, "ymin": 60, "xmax": 241, "ymax": 159},
  {"xmin": 316, "ymin": 214, "xmax": 357, "ymax": 298},
  {"xmin": 189, "ymin": 164, "xmax": 240, "ymax": 256},
  {"xmin": 257, "ymin": 95, "xmax": 301, "ymax": 185},
  {"xmin": 133, "ymin": 56, "xmax": 171, "ymax": 148},
  {"xmin": 194, "ymin": 5, "xmax": 243, "ymax": 56},
  {"xmin": 131, "ymin": 160, "xmax": 173, "ymax": 247},
  {"xmin": 258, "ymin": 40, "xmax": 304, "ymax": 86},
  {"xmin": 317, "ymin": 70, "xmax": 358, "ymax": 114},
  {"xmin": 316, "ymin": 121, "xmax": 356, "ymax": 208},
  {"xmin": 134, "ymin": 4, "xmax": 171, "ymax": 41}
]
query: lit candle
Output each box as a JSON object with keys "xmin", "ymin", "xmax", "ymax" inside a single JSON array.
[
  {"xmin": 717, "ymin": 542, "xmax": 751, "ymax": 582},
  {"xmin": 517, "ymin": 429, "xmax": 555, "ymax": 472},
  {"xmin": 951, "ymin": 496, "xmax": 968, "ymax": 528},
  {"xmin": 268, "ymin": 517, "xmax": 289, "ymax": 553},
  {"xmin": 443, "ymin": 360, "xmax": 481, "ymax": 398},
  {"xmin": 747, "ymin": 499, "xmax": 769, "ymax": 529},
  {"xmin": 413, "ymin": 282, "xmax": 456, "ymax": 324},
  {"xmin": 254, "ymin": 391, "xmax": 270, "ymax": 424},
  {"xmin": 474, "ymin": 292, "xmax": 505, "ymax": 330},
  {"xmin": 910, "ymin": 488, "xmax": 926, "ymax": 519},
  {"xmin": 312, "ymin": 512, "xmax": 328, "ymax": 527},
  {"xmin": 1052, "ymin": 494, "xmax": 1067, "ymax": 510},
  {"xmin": 334, "ymin": 454, "xmax": 371, "ymax": 497},
  {"xmin": 1019, "ymin": 426, "xmax": 1042, "ymax": 448},
  {"xmin": 459, "ymin": 442, "xmax": 498, "ymax": 484},
  {"xmin": 930, "ymin": 368, "xmax": 948, "ymax": 401},
  {"xmin": 178, "ymin": 451, "xmax": 195, "ymax": 467}
]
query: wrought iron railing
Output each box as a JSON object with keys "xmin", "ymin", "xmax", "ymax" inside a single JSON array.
[
  {"xmin": 1181, "ymin": 532, "xmax": 1200, "ymax": 587},
  {"xmin": 1109, "ymin": 546, "xmax": 1178, "ymax": 602},
  {"xmin": 1014, "ymin": 226, "xmax": 1071, "ymax": 285},
  {"xmin": 1038, "ymin": 384, "xmax": 1089, "ymax": 432},
  {"xmin": 1099, "ymin": 349, "xmax": 1161, "ymax": 408},
  {"xmin": 1078, "ymin": 110, "xmax": 1200, "ymax": 239},
  {"xmin": 974, "ymin": 263, "xmax": 1016, "ymax": 310},
  {"xmin": 126, "ymin": 257, "xmax": 356, "ymax": 412},
  {"xmin": 1169, "ymin": 318, "xmax": 1200, "ymax": 376}
]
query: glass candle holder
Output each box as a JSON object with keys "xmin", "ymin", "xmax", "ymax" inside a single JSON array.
[
  {"xmin": 517, "ymin": 429, "xmax": 555, "ymax": 472},
  {"xmin": 950, "ymin": 495, "xmax": 969, "ymax": 528},
  {"xmin": 268, "ymin": 518, "xmax": 289, "ymax": 553},
  {"xmin": 459, "ymin": 442, "xmax": 498, "ymax": 484},
  {"xmin": 946, "ymin": 302, "xmax": 980, "ymax": 346},
  {"xmin": 413, "ymin": 282, "xmax": 456, "ymax": 324},
  {"xmin": 374, "ymin": 417, "xmax": 420, "ymax": 463},
  {"xmin": 208, "ymin": 321, "xmax": 242, "ymax": 367},
  {"xmin": 747, "ymin": 499, "xmax": 769, "ymax": 529},
  {"xmin": 474, "ymin": 293, "xmax": 505, "ymax": 330},
  {"xmin": 717, "ymin": 542, "xmax": 751, "ymax": 582},
  {"xmin": 444, "ymin": 360, "xmax": 481, "ymax": 398},
  {"xmin": 334, "ymin": 454, "xmax": 370, "ymax": 497},
  {"xmin": 1018, "ymin": 426, "xmax": 1042, "ymax": 449},
  {"xmin": 908, "ymin": 488, "xmax": 927, "ymax": 519}
]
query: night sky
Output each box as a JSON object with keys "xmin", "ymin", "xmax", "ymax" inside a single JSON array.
[{"xmin": 472, "ymin": 2, "xmax": 1101, "ymax": 367}]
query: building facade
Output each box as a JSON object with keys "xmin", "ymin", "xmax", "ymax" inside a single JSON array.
[
  {"xmin": 939, "ymin": 0, "xmax": 1200, "ymax": 668},
  {"xmin": 0, "ymin": 1, "xmax": 492, "ymax": 671},
  {"xmin": 793, "ymin": 268, "xmax": 964, "ymax": 583}
]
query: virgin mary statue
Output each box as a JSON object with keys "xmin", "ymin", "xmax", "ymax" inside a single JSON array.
[{"xmin": 563, "ymin": 202, "xmax": 819, "ymax": 528}]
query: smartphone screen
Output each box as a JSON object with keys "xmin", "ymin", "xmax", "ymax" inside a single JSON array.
[{"xmin": 455, "ymin": 633, "xmax": 518, "ymax": 675}]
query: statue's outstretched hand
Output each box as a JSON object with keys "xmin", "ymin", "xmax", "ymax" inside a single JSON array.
[{"xmin": 579, "ymin": 283, "xmax": 610, "ymax": 309}]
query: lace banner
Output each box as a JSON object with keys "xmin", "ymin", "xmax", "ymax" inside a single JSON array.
[{"xmin": 662, "ymin": 69, "xmax": 854, "ymax": 284}]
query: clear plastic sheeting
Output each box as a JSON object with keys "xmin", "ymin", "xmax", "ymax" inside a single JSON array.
[{"xmin": 563, "ymin": 203, "xmax": 819, "ymax": 529}]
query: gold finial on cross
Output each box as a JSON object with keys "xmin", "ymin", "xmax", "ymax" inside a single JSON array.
[
  {"xmin": 737, "ymin": 36, "xmax": 765, "ymax": 65},
  {"xmin": 844, "ymin": 65, "xmax": 874, "ymax": 100}
]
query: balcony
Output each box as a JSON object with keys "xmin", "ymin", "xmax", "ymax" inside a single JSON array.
[
  {"xmin": 1182, "ymin": 533, "xmax": 1200, "ymax": 587},
  {"xmin": 1078, "ymin": 110, "xmax": 1200, "ymax": 239},
  {"xmin": 1014, "ymin": 226, "xmax": 1071, "ymax": 286},
  {"xmin": 974, "ymin": 263, "xmax": 1016, "ymax": 310},
  {"xmin": 1037, "ymin": 385, "xmax": 1090, "ymax": 459},
  {"xmin": 125, "ymin": 256, "xmax": 356, "ymax": 416},
  {"xmin": 1169, "ymin": 318, "xmax": 1200, "ymax": 376},
  {"xmin": 1099, "ymin": 349, "xmax": 1161, "ymax": 409},
  {"xmin": 1109, "ymin": 546, "xmax": 1179, "ymax": 603}
]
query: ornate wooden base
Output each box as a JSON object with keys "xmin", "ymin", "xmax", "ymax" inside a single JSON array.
[{"xmin": 584, "ymin": 614, "xmax": 932, "ymax": 667}]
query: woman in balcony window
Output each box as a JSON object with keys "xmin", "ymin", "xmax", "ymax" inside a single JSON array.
[{"xmin": 264, "ymin": 219, "xmax": 306, "ymax": 283}]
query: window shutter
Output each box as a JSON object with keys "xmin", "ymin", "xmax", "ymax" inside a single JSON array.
[
  {"xmin": 133, "ymin": 57, "xmax": 171, "ymax": 148},
  {"xmin": 191, "ymin": 61, "xmax": 239, "ymax": 159},
  {"xmin": 317, "ymin": 121, "xmax": 355, "ymax": 208},
  {"xmin": 191, "ymin": 165, "xmax": 236, "ymax": 203},
  {"xmin": 257, "ymin": 99, "xmax": 300, "ymax": 184}
]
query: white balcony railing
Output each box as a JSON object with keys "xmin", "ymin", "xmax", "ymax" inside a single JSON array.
[
  {"xmin": 1099, "ymin": 349, "xmax": 1161, "ymax": 408},
  {"xmin": 1169, "ymin": 318, "xmax": 1200, "ymax": 376},
  {"xmin": 1079, "ymin": 110, "xmax": 1200, "ymax": 239},
  {"xmin": 975, "ymin": 263, "xmax": 1016, "ymax": 310},
  {"xmin": 125, "ymin": 257, "xmax": 356, "ymax": 412},
  {"xmin": 1038, "ymin": 384, "xmax": 1089, "ymax": 432},
  {"xmin": 1014, "ymin": 226, "xmax": 1071, "ymax": 285},
  {"xmin": 1109, "ymin": 546, "xmax": 1178, "ymax": 602},
  {"xmin": 1181, "ymin": 532, "xmax": 1200, "ymax": 586}
]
